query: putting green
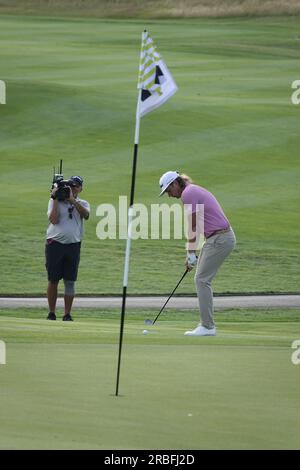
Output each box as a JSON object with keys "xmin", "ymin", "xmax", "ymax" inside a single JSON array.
[{"xmin": 0, "ymin": 308, "xmax": 299, "ymax": 449}]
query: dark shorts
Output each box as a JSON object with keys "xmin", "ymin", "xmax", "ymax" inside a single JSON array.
[{"xmin": 45, "ymin": 239, "xmax": 81, "ymax": 283}]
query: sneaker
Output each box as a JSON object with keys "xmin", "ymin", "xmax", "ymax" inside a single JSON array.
[
  {"xmin": 62, "ymin": 314, "xmax": 73, "ymax": 321},
  {"xmin": 47, "ymin": 312, "xmax": 56, "ymax": 321},
  {"xmin": 184, "ymin": 325, "xmax": 216, "ymax": 336}
]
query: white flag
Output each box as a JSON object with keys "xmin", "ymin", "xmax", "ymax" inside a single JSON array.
[{"xmin": 137, "ymin": 31, "xmax": 178, "ymax": 117}]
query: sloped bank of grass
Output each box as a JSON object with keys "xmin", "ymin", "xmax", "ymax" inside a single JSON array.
[
  {"xmin": 0, "ymin": 307, "xmax": 299, "ymax": 344},
  {"xmin": 1, "ymin": 0, "xmax": 300, "ymax": 18}
]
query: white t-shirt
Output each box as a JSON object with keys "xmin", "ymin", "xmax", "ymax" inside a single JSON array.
[{"xmin": 46, "ymin": 198, "xmax": 90, "ymax": 244}]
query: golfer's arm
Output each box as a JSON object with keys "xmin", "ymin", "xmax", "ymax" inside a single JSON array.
[
  {"xmin": 48, "ymin": 199, "xmax": 59, "ymax": 225},
  {"xmin": 74, "ymin": 200, "xmax": 89, "ymax": 220},
  {"xmin": 187, "ymin": 212, "xmax": 197, "ymax": 253}
]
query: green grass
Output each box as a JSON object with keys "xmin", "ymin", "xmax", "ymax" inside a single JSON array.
[
  {"xmin": 1, "ymin": 0, "xmax": 300, "ymax": 18},
  {"xmin": 0, "ymin": 15, "xmax": 299, "ymax": 294},
  {"xmin": 0, "ymin": 307, "xmax": 299, "ymax": 449}
]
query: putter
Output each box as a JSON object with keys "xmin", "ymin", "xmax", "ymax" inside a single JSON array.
[{"xmin": 145, "ymin": 268, "xmax": 189, "ymax": 325}]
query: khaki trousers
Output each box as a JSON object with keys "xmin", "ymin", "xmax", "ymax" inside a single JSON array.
[{"xmin": 194, "ymin": 229, "xmax": 236, "ymax": 329}]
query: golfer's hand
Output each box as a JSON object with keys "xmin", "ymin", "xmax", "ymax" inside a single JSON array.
[{"xmin": 186, "ymin": 252, "xmax": 198, "ymax": 271}]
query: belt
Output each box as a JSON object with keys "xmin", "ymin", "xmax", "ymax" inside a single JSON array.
[{"xmin": 206, "ymin": 227, "xmax": 231, "ymax": 239}]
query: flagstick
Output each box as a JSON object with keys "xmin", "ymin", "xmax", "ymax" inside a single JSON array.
[{"xmin": 115, "ymin": 91, "xmax": 141, "ymax": 397}]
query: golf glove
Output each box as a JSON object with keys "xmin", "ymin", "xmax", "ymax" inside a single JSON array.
[{"xmin": 186, "ymin": 252, "xmax": 198, "ymax": 269}]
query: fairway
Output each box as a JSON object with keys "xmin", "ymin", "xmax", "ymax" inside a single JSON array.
[
  {"xmin": 0, "ymin": 15, "xmax": 299, "ymax": 295},
  {"xmin": 0, "ymin": 308, "xmax": 299, "ymax": 449}
]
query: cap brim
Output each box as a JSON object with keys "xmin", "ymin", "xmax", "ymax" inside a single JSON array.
[{"xmin": 159, "ymin": 177, "xmax": 177, "ymax": 196}]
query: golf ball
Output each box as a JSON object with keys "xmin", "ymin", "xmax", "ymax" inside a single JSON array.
[{"xmin": 142, "ymin": 329, "xmax": 149, "ymax": 335}]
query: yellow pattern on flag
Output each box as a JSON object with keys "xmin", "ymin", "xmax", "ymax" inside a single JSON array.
[{"xmin": 137, "ymin": 31, "xmax": 178, "ymax": 117}]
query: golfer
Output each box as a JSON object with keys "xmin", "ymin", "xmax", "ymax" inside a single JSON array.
[
  {"xmin": 45, "ymin": 175, "xmax": 90, "ymax": 321},
  {"xmin": 159, "ymin": 171, "xmax": 236, "ymax": 336}
]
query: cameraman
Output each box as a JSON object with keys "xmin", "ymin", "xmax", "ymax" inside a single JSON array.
[{"xmin": 45, "ymin": 175, "xmax": 90, "ymax": 321}]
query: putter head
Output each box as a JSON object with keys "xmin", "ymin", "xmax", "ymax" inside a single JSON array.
[{"xmin": 144, "ymin": 319, "xmax": 153, "ymax": 325}]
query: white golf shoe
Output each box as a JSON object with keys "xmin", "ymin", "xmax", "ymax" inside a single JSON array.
[{"xmin": 184, "ymin": 325, "xmax": 217, "ymax": 336}]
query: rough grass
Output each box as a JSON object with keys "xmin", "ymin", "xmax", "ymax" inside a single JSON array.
[{"xmin": 1, "ymin": 0, "xmax": 300, "ymax": 18}]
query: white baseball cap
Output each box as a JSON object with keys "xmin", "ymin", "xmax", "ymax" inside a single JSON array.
[{"xmin": 159, "ymin": 171, "xmax": 179, "ymax": 196}]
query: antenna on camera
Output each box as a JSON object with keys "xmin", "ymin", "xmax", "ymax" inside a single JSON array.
[{"xmin": 51, "ymin": 159, "xmax": 64, "ymax": 188}]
